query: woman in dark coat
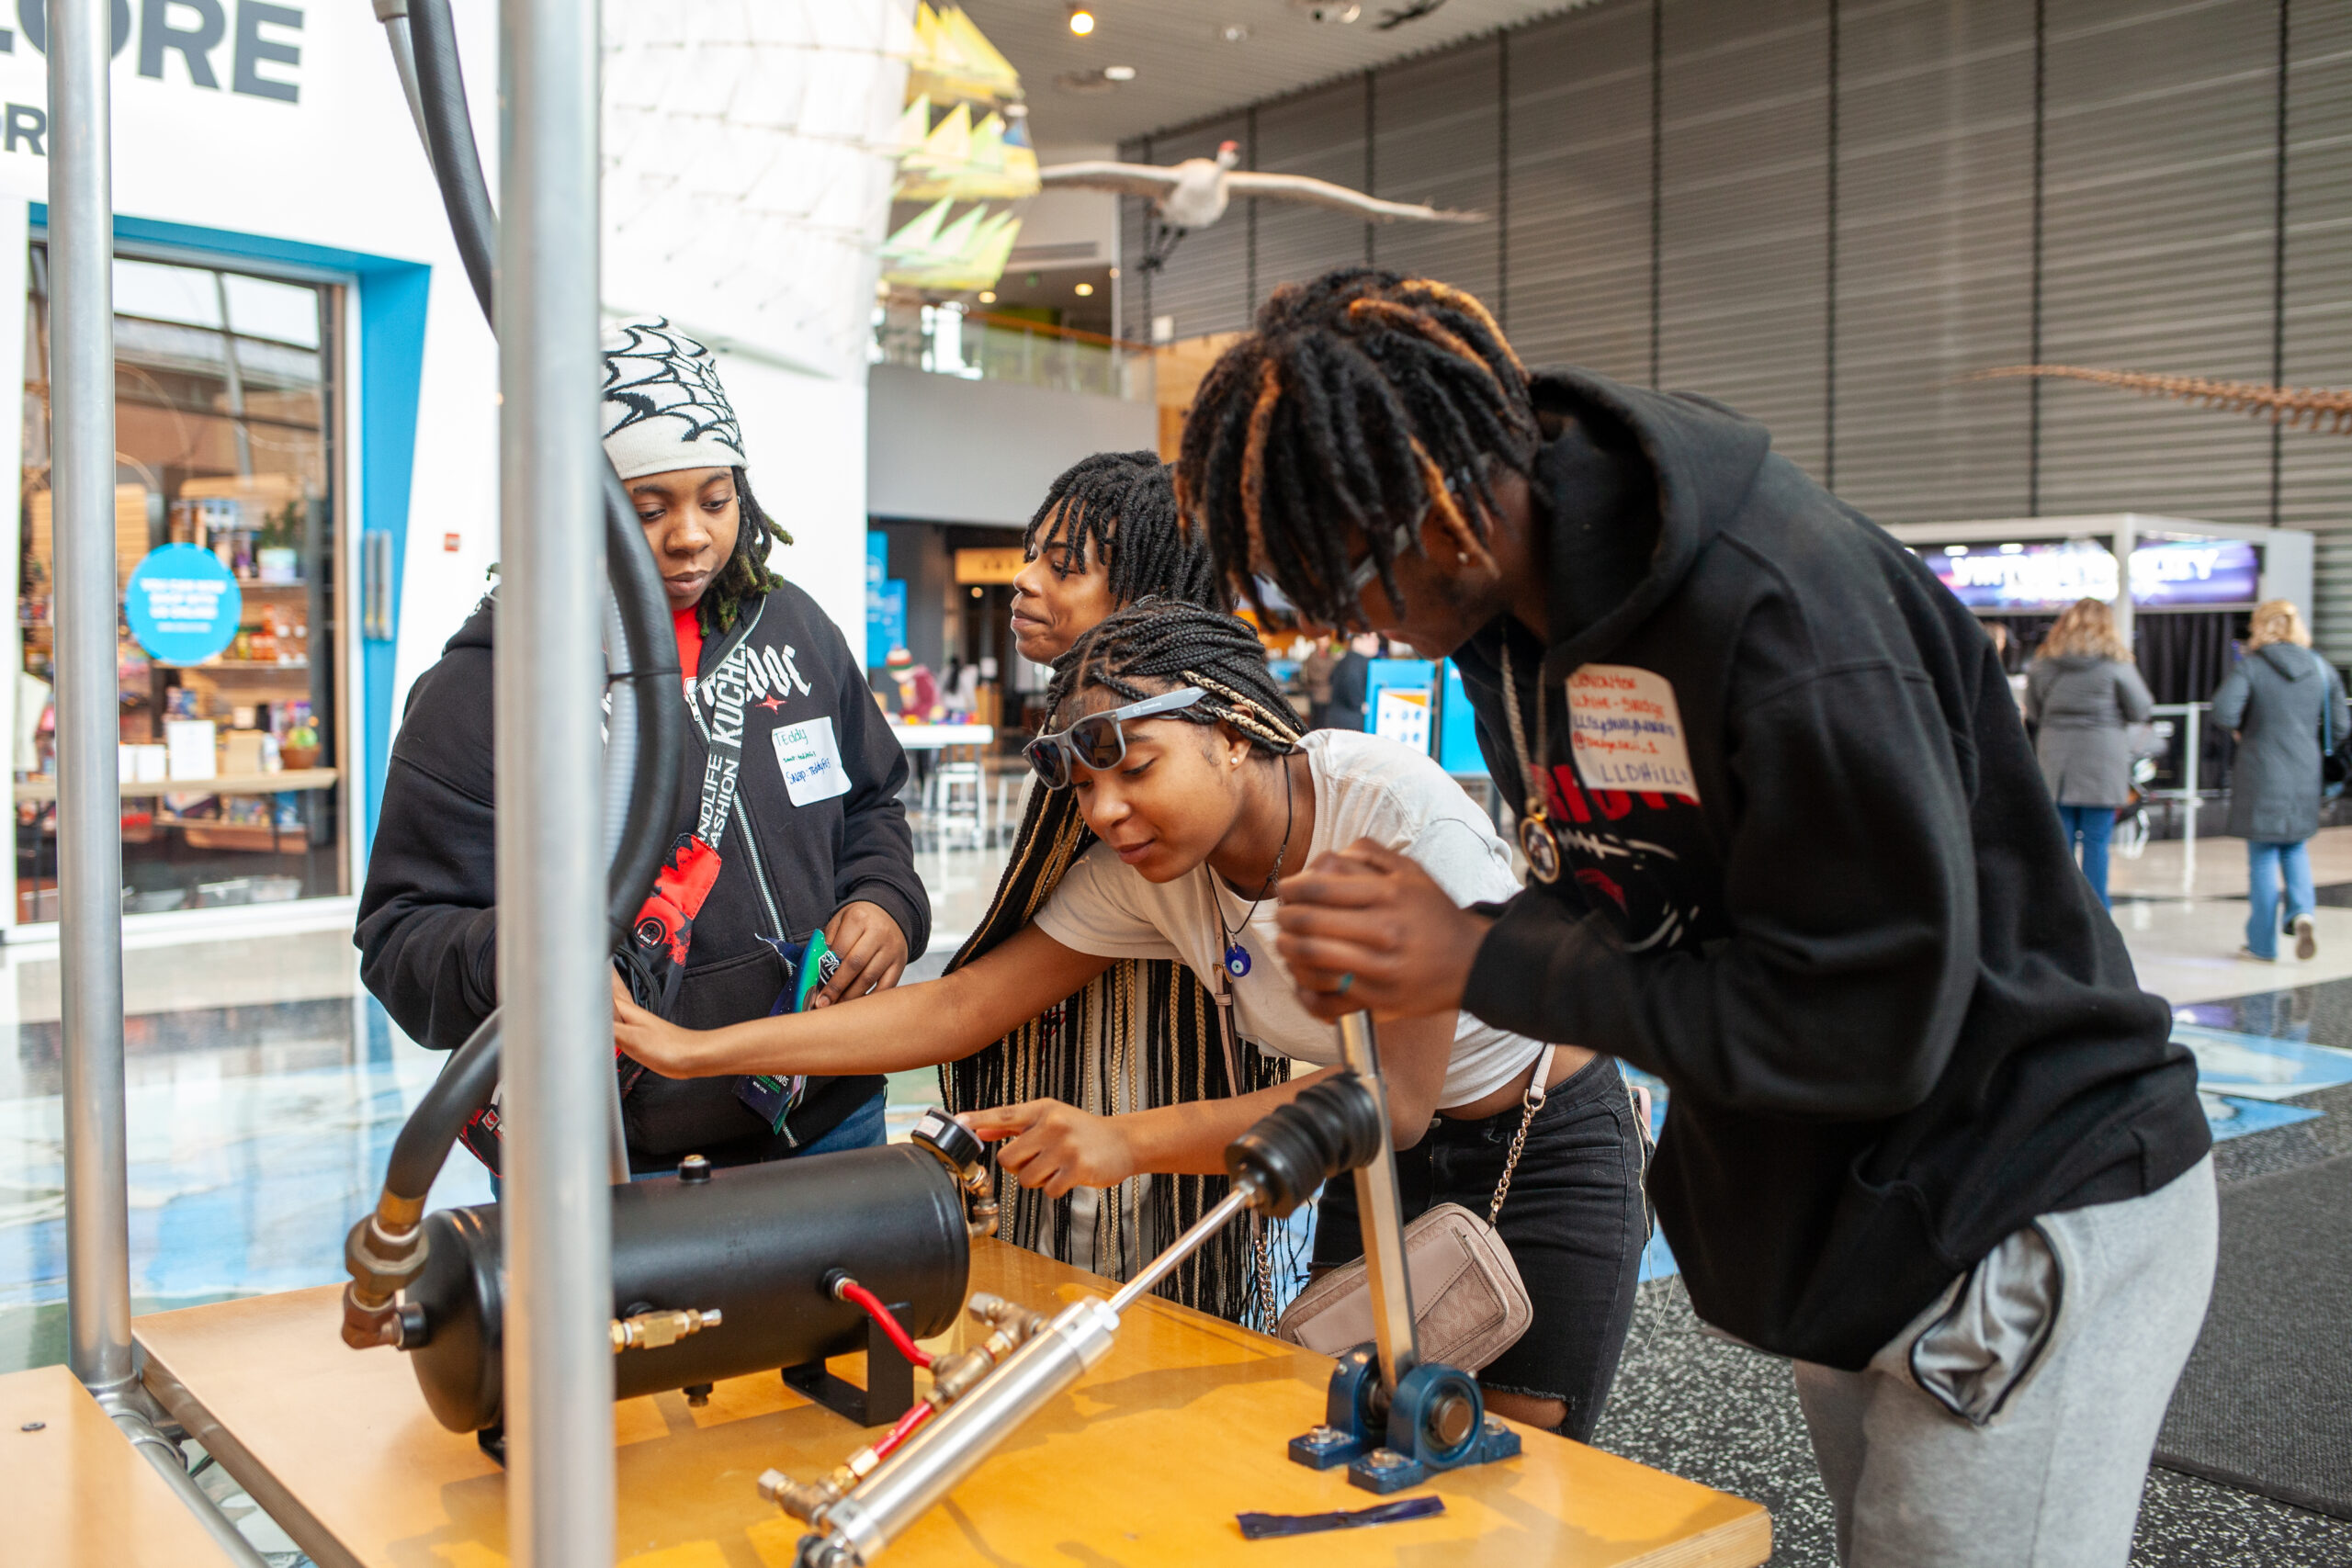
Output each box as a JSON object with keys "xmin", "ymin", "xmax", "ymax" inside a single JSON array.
[
  {"xmin": 2025, "ymin": 597, "xmax": 2154, "ymax": 908},
  {"xmin": 2211, "ymin": 599, "xmax": 2349, "ymax": 963}
]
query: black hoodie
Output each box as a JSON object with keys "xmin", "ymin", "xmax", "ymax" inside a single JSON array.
[
  {"xmin": 1455, "ymin": 369, "xmax": 2209, "ymax": 1370},
  {"xmin": 356, "ymin": 580, "xmax": 927, "ymax": 1166}
]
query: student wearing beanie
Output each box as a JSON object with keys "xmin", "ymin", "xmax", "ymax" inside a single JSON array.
[{"xmin": 356, "ymin": 318, "xmax": 927, "ymax": 1170}]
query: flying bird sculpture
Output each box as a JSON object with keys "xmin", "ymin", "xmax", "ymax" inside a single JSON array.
[
  {"xmin": 1970, "ymin": 365, "xmax": 2352, "ymax": 434},
  {"xmin": 1038, "ymin": 140, "xmax": 1484, "ymax": 270}
]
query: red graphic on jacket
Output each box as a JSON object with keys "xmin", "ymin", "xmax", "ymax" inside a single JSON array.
[{"xmin": 1539, "ymin": 761, "xmax": 1715, "ymax": 953}]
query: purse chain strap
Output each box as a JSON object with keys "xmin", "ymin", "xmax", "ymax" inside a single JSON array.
[{"xmin": 1487, "ymin": 1043, "xmax": 1558, "ymax": 1225}]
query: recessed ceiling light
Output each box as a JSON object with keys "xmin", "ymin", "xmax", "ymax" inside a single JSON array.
[
  {"xmin": 1003, "ymin": 101, "xmax": 1028, "ymax": 118},
  {"xmin": 1103, "ymin": 64, "xmax": 1136, "ymax": 81},
  {"xmin": 1107, "ymin": 266, "xmax": 1121, "ymax": 279},
  {"xmin": 1068, "ymin": 5, "xmax": 1095, "ymax": 35},
  {"xmin": 978, "ymin": 290, "xmax": 997, "ymax": 304},
  {"xmin": 1220, "ymin": 23, "xmax": 1250, "ymax": 42},
  {"xmin": 1075, "ymin": 282, "xmax": 1095, "ymax": 297}
]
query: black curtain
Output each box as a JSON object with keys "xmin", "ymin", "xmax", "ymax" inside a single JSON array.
[{"xmin": 2133, "ymin": 612, "xmax": 2245, "ymax": 707}]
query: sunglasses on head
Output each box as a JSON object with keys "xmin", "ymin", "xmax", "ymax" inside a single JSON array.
[{"xmin": 1024, "ymin": 686, "xmax": 1209, "ymax": 789}]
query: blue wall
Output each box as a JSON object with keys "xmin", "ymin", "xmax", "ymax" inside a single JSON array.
[{"xmin": 29, "ymin": 205, "xmax": 428, "ymax": 852}]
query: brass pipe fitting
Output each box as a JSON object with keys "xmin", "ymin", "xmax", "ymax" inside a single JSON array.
[{"xmin": 611, "ymin": 1306, "xmax": 723, "ymax": 1351}]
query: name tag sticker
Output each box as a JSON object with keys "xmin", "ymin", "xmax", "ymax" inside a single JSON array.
[
  {"xmin": 772, "ymin": 716, "xmax": 852, "ymax": 807},
  {"xmin": 1566, "ymin": 664, "xmax": 1701, "ymax": 802}
]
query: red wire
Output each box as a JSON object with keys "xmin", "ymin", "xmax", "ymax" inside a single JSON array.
[
  {"xmin": 836, "ymin": 1278, "xmax": 933, "ymax": 1370},
  {"xmin": 870, "ymin": 1399, "xmax": 933, "ymax": 1460}
]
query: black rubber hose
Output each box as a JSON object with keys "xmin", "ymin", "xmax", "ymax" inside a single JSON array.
[
  {"xmin": 374, "ymin": 0, "xmax": 686, "ymax": 1206},
  {"xmin": 401, "ymin": 0, "xmax": 493, "ymax": 321},
  {"xmin": 385, "ymin": 1007, "xmax": 503, "ymax": 1201},
  {"xmin": 1225, "ymin": 1072, "xmax": 1385, "ymax": 1218}
]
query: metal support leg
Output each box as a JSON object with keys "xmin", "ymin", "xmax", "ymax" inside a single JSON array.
[
  {"xmin": 497, "ymin": 0, "xmax": 614, "ymax": 1558},
  {"xmin": 50, "ymin": 0, "xmax": 132, "ymax": 1408}
]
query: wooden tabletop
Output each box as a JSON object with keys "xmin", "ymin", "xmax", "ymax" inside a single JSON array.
[
  {"xmin": 0, "ymin": 1363, "xmax": 243, "ymax": 1564},
  {"xmin": 134, "ymin": 1240, "xmax": 1769, "ymax": 1568}
]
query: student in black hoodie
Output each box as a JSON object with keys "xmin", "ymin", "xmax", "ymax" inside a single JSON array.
[
  {"xmin": 1180, "ymin": 270, "xmax": 2214, "ymax": 1567},
  {"xmin": 356, "ymin": 319, "xmax": 926, "ymax": 1171}
]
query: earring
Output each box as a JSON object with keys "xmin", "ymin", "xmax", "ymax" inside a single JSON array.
[{"xmin": 1457, "ymin": 550, "xmax": 1471, "ymax": 565}]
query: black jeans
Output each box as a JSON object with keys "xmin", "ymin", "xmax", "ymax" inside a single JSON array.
[{"xmin": 1311, "ymin": 1054, "xmax": 1648, "ymax": 1440}]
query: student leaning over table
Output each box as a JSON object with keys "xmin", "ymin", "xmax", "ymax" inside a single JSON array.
[
  {"xmin": 615, "ymin": 598, "xmax": 1650, "ymax": 1440},
  {"xmin": 357, "ymin": 320, "xmax": 926, "ymax": 1174},
  {"xmin": 941, "ymin": 451, "xmax": 1269, "ymax": 1322},
  {"xmin": 1185, "ymin": 266, "xmax": 2214, "ymax": 1568}
]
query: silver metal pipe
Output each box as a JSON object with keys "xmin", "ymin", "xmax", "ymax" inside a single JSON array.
[
  {"xmin": 1334, "ymin": 1013, "xmax": 1419, "ymax": 1392},
  {"xmin": 107, "ymin": 1408, "xmax": 271, "ymax": 1568},
  {"xmin": 815, "ymin": 1297, "xmax": 1123, "ymax": 1567},
  {"xmin": 50, "ymin": 0, "xmax": 133, "ymax": 1404},
  {"xmin": 496, "ymin": 0, "xmax": 614, "ymax": 1556},
  {"xmin": 1106, "ymin": 1183, "xmax": 1254, "ymax": 1315}
]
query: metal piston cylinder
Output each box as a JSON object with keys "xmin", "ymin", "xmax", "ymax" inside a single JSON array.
[{"xmin": 401, "ymin": 1130, "xmax": 982, "ymax": 1433}]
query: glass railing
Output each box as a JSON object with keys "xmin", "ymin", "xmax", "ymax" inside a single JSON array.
[{"xmin": 871, "ymin": 303, "xmax": 1152, "ymax": 401}]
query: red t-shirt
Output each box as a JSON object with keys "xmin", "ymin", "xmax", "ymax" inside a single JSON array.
[{"xmin": 673, "ymin": 604, "xmax": 703, "ymax": 690}]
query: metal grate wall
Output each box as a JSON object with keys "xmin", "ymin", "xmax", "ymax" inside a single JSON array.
[{"xmin": 1121, "ymin": 0, "xmax": 2352, "ymax": 652}]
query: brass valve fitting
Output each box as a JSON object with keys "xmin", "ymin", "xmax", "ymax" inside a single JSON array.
[{"xmin": 611, "ymin": 1306, "xmax": 723, "ymax": 1351}]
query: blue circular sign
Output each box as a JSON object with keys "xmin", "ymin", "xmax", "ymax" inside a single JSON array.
[{"xmin": 125, "ymin": 544, "xmax": 243, "ymax": 665}]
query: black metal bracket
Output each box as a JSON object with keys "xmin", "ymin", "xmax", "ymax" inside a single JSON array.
[{"xmin": 782, "ymin": 1300, "xmax": 916, "ymax": 1427}]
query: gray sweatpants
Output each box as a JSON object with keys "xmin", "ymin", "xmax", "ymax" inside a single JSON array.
[{"xmin": 1792, "ymin": 1155, "xmax": 2217, "ymax": 1568}]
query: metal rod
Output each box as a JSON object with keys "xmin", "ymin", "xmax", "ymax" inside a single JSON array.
[
  {"xmin": 1333, "ymin": 1014, "xmax": 1419, "ymax": 1393},
  {"xmin": 51, "ymin": 0, "xmax": 134, "ymax": 1404},
  {"xmin": 2183, "ymin": 700, "xmax": 2201, "ymax": 893},
  {"xmin": 109, "ymin": 1411, "xmax": 271, "ymax": 1568},
  {"xmin": 497, "ymin": 0, "xmax": 613, "ymax": 1556},
  {"xmin": 1106, "ymin": 1183, "xmax": 1255, "ymax": 1315}
]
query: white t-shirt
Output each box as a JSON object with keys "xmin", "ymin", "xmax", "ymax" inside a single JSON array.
[{"xmin": 1032, "ymin": 729, "xmax": 1545, "ymax": 1107}]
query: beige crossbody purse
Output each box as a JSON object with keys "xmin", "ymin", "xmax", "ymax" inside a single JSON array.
[{"xmin": 1272, "ymin": 1044, "xmax": 1554, "ymax": 1373}]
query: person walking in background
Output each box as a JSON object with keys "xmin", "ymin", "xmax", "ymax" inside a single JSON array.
[
  {"xmin": 1316, "ymin": 632, "xmax": 1378, "ymax": 732},
  {"xmin": 2211, "ymin": 599, "xmax": 2349, "ymax": 964},
  {"xmin": 2026, "ymin": 598, "xmax": 2153, "ymax": 908}
]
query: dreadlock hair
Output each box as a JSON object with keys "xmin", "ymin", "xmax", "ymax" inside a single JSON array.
[
  {"xmin": 696, "ymin": 467, "xmax": 796, "ymax": 635},
  {"xmin": 1027, "ymin": 451, "xmax": 1227, "ymax": 614},
  {"xmin": 1174, "ymin": 267, "xmax": 1540, "ymax": 629},
  {"xmin": 1048, "ymin": 598, "xmax": 1305, "ymax": 758}
]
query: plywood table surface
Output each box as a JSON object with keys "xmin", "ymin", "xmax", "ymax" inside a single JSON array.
[
  {"xmin": 0, "ymin": 1362, "xmax": 243, "ymax": 1564},
  {"xmin": 135, "ymin": 1239, "xmax": 1769, "ymax": 1568}
]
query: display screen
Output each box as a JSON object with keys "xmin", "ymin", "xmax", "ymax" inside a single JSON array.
[{"xmin": 1928, "ymin": 539, "xmax": 2259, "ymax": 611}]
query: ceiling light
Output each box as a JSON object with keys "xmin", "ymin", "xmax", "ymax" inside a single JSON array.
[
  {"xmin": 978, "ymin": 290, "xmax": 996, "ymax": 303},
  {"xmin": 1003, "ymin": 101, "xmax": 1028, "ymax": 118},
  {"xmin": 1103, "ymin": 64, "xmax": 1136, "ymax": 81},
  {"xmin": 1068, "ymin": 6, "xmax": 1095, "ymax": 35},
  {"xmin": 1107, "ymin": 266, "xmax": 1120, "ymax": 279},
  {"xmin": 1075, "ymin": 282, "xmax": 1095, "ymax": 297},
  {"xmin": 1221, "ymin": 23, "xmax": 1250, "ymax": 42}
]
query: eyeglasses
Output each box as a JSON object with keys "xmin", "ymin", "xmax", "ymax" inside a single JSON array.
[
  {"xmin": 1024, "ymin": 686, "xmax": 1208, "ymax": 789},
  {"xmin": 1253, "ymin": 470, "xmax": 1466, "ymax": 627}
]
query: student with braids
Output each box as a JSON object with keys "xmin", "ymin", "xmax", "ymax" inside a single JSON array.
[
  {"xmin": 949, "ymin": 451, "xmax": 1277, "ymax": 1318},
  {"xmin": 1182, "ymin": 267, "xmax": 2213, "ymax": 1565},
  {"xmin": 616, "ymin": 597, "xmax": 1647, "ymax": 1437},
  {"xmin": 360, "ymin": 320, "xmax": 927, "ymax": 1173}
]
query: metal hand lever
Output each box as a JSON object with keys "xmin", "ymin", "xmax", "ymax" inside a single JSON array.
[{"xmin": 1334, "ymin": 1011, "xmax": 1419, "ymax": 1393}]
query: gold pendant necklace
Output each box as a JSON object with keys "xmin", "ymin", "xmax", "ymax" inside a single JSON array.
[{"xmin": 1499, "ymin": 644, "xmax": 1562, "ymax": 885}]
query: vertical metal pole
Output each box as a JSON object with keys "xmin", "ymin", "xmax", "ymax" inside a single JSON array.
[
  {"xmin": 51, "ymin": 0, "xmax": 134, "ymax": 1402},
  {"xmin": 499, "ymin": 0, "xmax": 613, "ymax": 1557},
  {"xmin": 1333, "ymin": 1013, "xmax": 1420, "ymax": 1394},
  {"xmin": 2183, "ymin": 703, "xmax": 2201, "ymax": 895}
]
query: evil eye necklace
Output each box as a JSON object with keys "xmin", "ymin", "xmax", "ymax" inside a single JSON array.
[
  {"xmin": 1500, "ymin": 643, "xmax": 1563, "ymax": 885},
  {"xmin": 1214, "ymin": 750, "xmax": 1296, "ymax": 978}
]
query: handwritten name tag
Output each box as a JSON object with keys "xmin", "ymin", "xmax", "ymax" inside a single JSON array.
[
  {"xmin": 772, "ymin": 716, "xmax": 852, "ymax": 807},
  {"xmin": 1566, "ymin": 664, "xmax": 1700, "ymax": 802}
]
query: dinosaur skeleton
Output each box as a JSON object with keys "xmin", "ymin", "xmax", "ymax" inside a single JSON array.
[{"xmin": 1971, "ymin": 365, "xmax": 2352, "ymax": 434}]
